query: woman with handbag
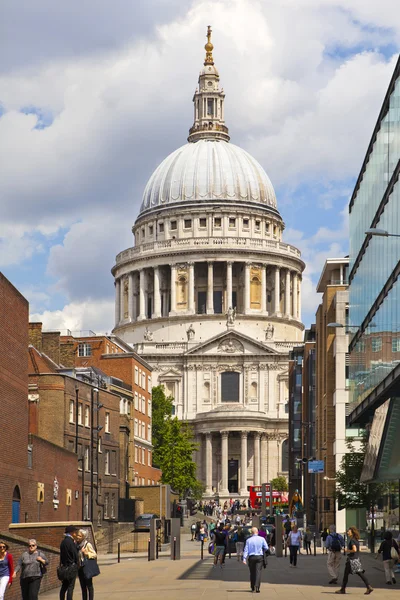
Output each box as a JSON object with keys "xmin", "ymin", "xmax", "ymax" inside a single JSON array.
[
  {"xmin": 76, "ymin": 529, "xmax": 98, "ymax": 600},
  {"xmin": 336, "ymin": 527, "xmax": 373, "ymax": 595},
  {"xmin": 377, "ymin": 530, "xmax": 399, "ymax": 584},
  {"xmin": 14, "ymin": 539, "xmax": 48, "ymax": 600},
  {"xmin": 0, "ymin": 540, "xmax": 14, "ymax": 600}
]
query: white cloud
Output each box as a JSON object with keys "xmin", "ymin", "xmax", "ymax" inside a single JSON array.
[{"xmin": 30, "ymin": 299, "xmax": 115, "ymax": 334}]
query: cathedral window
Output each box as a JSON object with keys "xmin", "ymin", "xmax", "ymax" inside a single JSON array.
[
  {"xmin": 265, "ymin": 222, "xmax": 270, "ymax": 234},
  {"xmin": 170, "ymin": 220, "xmax": 177, "ymax": 230},
  {"xmin": 255, "ymin": 220, "xmax": 261, "ymax": 231},
  {"xmin": 159, "ymin": 222, "xmax": 164, "ymax": 233},
  {"xmin": 214, "ymin": 217, "xmax": 221, "ymax": 227},
  {"xmin": 199, "ymin": 218, "xmax": 207, "ymax": 228},
  {"xmin": 148, "ymin": 225, "xmax": 153, "ymax": 235},
  {"xmin": 207, "ymin": 98, "xmax": 214, "ymax": 116},
  {"xmin": 229, "ymin": 217, "xmax": 236, "ymax": 228},
  {"xmin": 221, "ymin": 372, "xmax": 240, "ymax": 402},
  {"xmin": 243, "ymin": 218, "xmax": 249, "ymax": 228},
  {"xmin": 184, "ymin": 219, "xmax": 192, "ymax": 229}
]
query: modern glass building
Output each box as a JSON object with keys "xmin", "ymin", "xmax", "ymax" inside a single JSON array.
[{"xmin": 348, "ymin": 54, "xmax": 400, "ymax": 515}]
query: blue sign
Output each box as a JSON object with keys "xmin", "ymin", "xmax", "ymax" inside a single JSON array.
[{"xmin": 308, "ymin": 460, "xmax": 324, "ymax": 474}]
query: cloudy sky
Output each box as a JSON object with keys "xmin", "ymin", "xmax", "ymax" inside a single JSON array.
[{"xmin": 1, "ymin": 0, "xmax": 399, "ymax": 332}]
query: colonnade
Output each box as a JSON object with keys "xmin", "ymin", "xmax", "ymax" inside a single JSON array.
[
  {"xmin": 199, "ymin": 430, "xmax": 269, "ymax": 496},
  {"xmin": 115, "ymin": 260, "xmax": 301, "ymax": 324}
]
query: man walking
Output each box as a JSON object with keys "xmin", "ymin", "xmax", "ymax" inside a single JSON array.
[
  {"xmin": 59, "ymin": 525, "xmax": 79, "ymax": 600},
  {"xmin": 326, "ymin": 525, "xmax": 344, "ymax": 584},
  {"xmin": 243, "ymin": 527, "xmax": 268, "ymax": 593},
  {"xmin": 213, "ymin": 524, "xmax": 227, "ymax": 569}
]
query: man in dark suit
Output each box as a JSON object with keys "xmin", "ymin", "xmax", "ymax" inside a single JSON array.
[{"xmin": 60, "ymin": 525, "xmax": 79, "ymax": 600}]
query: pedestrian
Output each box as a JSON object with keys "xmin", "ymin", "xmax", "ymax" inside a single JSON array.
[
  {"xmin": 190, "ymin": 522, "xmax": 196, "ymax": 541},
  {"xmin": 335, "ymin": 526, "xmax": 373, "ymax": 595},
  {"xmin": 213, "ymin": 525, "xmax": 227, "ymax": 569},
  {"xmin": 0, "ymin": 540, "xmax": 14, "ymax": 600},
  {"xmin": 288, "ymin": 524, "xmax": 302, "ymax": 567},
  {"xmin": 395, "ymin": 532, "xmax": 400, "ymax": 574},
  {"xmin": 14, "ymin": 539, "xmax": 48, "ymax": 600},
  {"xmin": 235, "ymin": 527, "xmax": 246, "ymax": 562},
  {"xmin": 303, "ymin": 527, "xmax": 312, "ymax": 555},
  {"xmin": 242, "ymin": 527, "xmax": 268, "ymax": 593},
  {"xmin": 59, "ymin": 525, "xmax": 79, "ymax": 600},
  {"xmin": 76, "ymin": 529, "xmax": 97, "ymax": 600},
  {"xmin": 269, "ymin": 526, "xmax": 276, "ymax": 554},
  {"xmin": 377, "ymin": 530, "xmax": 399, "ymax": 585},
  {"xmin": 326, "ymin": 525, "xmax": 344, "ymax": 584},
  {"xmin": 321, "ymin": 527, "xmax": 329, "ymax": 554}
]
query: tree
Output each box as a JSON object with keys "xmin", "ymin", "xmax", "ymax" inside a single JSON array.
[
  {"xmin": 271, "ymin": 476, "xmax": 288, "ymax": 492},
  {"xmin": 151, "ymin": 385, "xmax": 174, "ymax": 469}
]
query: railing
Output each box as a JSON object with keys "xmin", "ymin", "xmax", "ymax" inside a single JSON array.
[{"xmin": 115, "ymin": 237, "xmax": 301, "ymax": 265}]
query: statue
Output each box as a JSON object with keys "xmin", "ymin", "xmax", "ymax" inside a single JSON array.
[
  {"xmin": 53, "ymin": 476, "xmax": 59, "ymax": 501},
  {"xmin": 289, "ymin": 489, "xmax": 303, "ymax": 517},
  {"xmin": 187, "ymin": 324, "xmax": 195, "ymax": 341},
  {"xmin": 265, "ymin": 323, "xmax": 274, "ymax": 340},
  {"xmin": 143, "ymin": 327, "xmax": 153, "ymax": 342},
  {"xmin": 226, "ymin": 306, "xmax": 236, "ymax": 326}
]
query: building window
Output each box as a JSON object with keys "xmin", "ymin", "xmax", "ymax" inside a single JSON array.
[
  {"xmin": 134, "ymin": 367, "xmax": 139, "ymax": 385},
  {"xmin": 221, "ymin": 372, "xmax": 240, "ymax": 402},
  {"xmin": 85, "ymin": 406, "xmax": 90, "ymax": 427},
  {"xmin": 98, "ymin": 437, "xmax": 102, "ymax": 453},
  {"xmin": 255, "ymin": 220, "xmax": 261, "ymax": 231},
  {"xmin": 141, "ymin": 228, "xmax": 145, "ymax": 239},
  {"xmin": 148, "ymin": 400, "xmax": 152, "ymax": 417},
  {"xmin": 142, "ymin": 448, "xmax": 145, "ymax": 464},
  {"xmin": 147, "ymin": 424, "xmax": 151, "ymax": 442},
  {"xmin": 282, "ymin": 439, "xmax": 289, "ymax": 472},
  {"xmin": 135, "ymin": 445, "xmax": 138, "ymax": 463},
  {"xmin": 141, "ymin": 422, "xmax": 145, "ymax": 439},
  {"xmin": 392, "ymin": 338, "xmax": 400, "ymax": 352},
  {"xmin": 104, "ymin": 494, "xmax": 109, "ymax": 519},
  {"xmin": 207, "ymin": 98, "xmax": 214, "ymax": 115},
  {"xmin": 148, "ymin": 450, "xmax": 151, "ymax": 466},
  {"xmin": 170, "ymin": 220, "xmax": 177, "ymax": 231},
  {"xmin": 84, "ymin": 447, "xmax": 90, "ymax": 471},
  {"xmin": 265, "ymin": 222, "xmax": 270, "ymax": 233},
  {"xmin": 78, "ymin": 404, "xmax": 83, "ymax": 425},
  {"xmin": 69, "ymin": 400, "xmax": 74, "ymax": 423},
  {"xmin": 135, "ymin": 392, "xmax": 139, "ymax": 410},
  {"xmin": 105, "ymin": 412, "xmax": 110, "ymax": 433},
  {"xmin": 229, "ymin": 217, "xmax": 236, "ymax": 228},
  {"xmin": 141, "ymin": 372, "xmax": 146, "ymax": 389},
  {"xmin": 105, "ymin": 450, "xmax": 110, "ymax": 475},
  {"xmin": 142, "ymin": 478, "xmax": 145, "ymax": 486},
  {"xmin": 111, "ymin": 494, "xmax": 115, "ymax": 519},
  {"xmin": 214, "ymin": 217, "xmax": 221, "ymax": 227},
  {"xmin": 78, "ymin": 445, "xmax": 82, "ymax": 470},
  {"xmin": 148, "ymin": 225, "xmax": 153, "ymax": 235},
  {"xmin": 78, "ymin": 343, "xmax": 92, "ymax": 357},
  {"xmin": 243, "ymin": 218, "xmax": 249, "ymax": 228},
  {"xmin": 184, "ymin": 219, "xmax": 192, "ymax": 229},
  {"xmin": 148, "ymin": 376, "xmax": 151, "ymax": 392},
  {"xmin": 199, "ymin": 218, "xmax": 207, "ymax": 228},
  {"xmin": 141, "ymin": 397, "xmax": 146, "ymax": 413},
  {"xmin": 159, "ymin": 222, "xmax": 164, "ymax": 233},
  {"xmin": 372, "ymin": 337, "xmax": 382, "ymax": 352}
]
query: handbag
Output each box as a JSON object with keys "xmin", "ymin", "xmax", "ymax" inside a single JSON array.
[
  {"xmin": 349, "ymin": 557, "xmax": 363, "ymax": 574},
  {"xmin": 82, "ymin": 557, "xmax": 100, "ymax": 579},
  {"xmin": 391, "ymin": 542, "xmax": 399, "ymax": 561},
  {"xmin": 262, "ymin": 550, "xmax": 268, "ymax": 569},
  {"xmin": 57, "ymin": 564, "xmax": 78, "ymax": 581}
]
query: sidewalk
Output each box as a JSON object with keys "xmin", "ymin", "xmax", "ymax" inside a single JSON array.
[{"xmin": 39, "ymin": 543, "xmax": 399, "ymax": 600}]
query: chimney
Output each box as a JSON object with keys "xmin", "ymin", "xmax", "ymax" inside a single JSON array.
[
  {"xmin": 60, "ymin": 340, "xmax": 76, "ymax": 368},
  {"xmin": 42, "ymin": 331, "xmax": 61, "ymax": 366},
  {"xmin": 29, "ymin": 322, "xmax": 43, "ymax": 351}
]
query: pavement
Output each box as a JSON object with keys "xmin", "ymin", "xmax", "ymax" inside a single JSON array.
[{"xmin": 39, "ymin": 535, "xmax": 400, "ymax": 599}]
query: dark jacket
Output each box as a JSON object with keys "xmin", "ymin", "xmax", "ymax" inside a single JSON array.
[
  {"xmin": 378, "ymin": 539, "xmax": 399, "ymax": 562},
  {"xmin": 60, "ymin": 535, "xmax": 79, "ymax": 567}
]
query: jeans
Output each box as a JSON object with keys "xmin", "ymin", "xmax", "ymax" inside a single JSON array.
[
  {"xmin": 21, "ymin": 576, "xmax": 42, "ymax": 600},
  {"xmin": 60, "ymin": 575, "xmax": 77, "ymax": 600},
  {"xmin": 383, "ymin": 559, "xmax": 395, "ymax": 582},
  {"xmin": 289, "ymin": 545, "xmax": 299, "ymax": 566},
  {"xmin": 78, "ymin": 568, "xmax": 94, "ymax": 600},
  {"xmin": 341, "ymin": 559, "xmax": 370, "ymax": 590},
  {"xmin": 248, "ymin": 556, "xmax": 263, "ymax": 590},
  {"xmin": 304, "ymin": 541, "xmax": 311, "ymax": 554}
]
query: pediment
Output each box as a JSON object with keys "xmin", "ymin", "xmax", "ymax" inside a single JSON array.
[
  {"xmin": 158, "ymin": 368, "xmax": 182, "ymax": 379},
  {"xmin": 185, "ymin": 330, "xmax": 279, "ymax": 357}
]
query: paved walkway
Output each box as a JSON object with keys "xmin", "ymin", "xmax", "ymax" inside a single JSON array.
[{"xmin": 40, "ymin": 536, "xmax": 400, "ymax": 599}]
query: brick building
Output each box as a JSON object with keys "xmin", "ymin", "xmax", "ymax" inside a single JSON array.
[{"xmin": 58, "ymin": 333, "xmax": 161, "ymax": 489}]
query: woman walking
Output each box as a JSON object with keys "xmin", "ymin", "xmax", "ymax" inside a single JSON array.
[
  {"xmin": 377, "ymin": 531, "xmax": 399, "ymax": 585},
  {"xmin": 0, "ymin": 541, "xmax": 14, "ymax": 600},
  {"xmin": 304, "ymin": 528, "xmax": 312, "ymax": 555},
  {"xmin": 235, "ymin": 527, "xmax": 245, "ymax": 561},
  {"xmin": 336, "ymin": 526, "xmax": 373, "ymax": 595},
  {"xmin": 14, "ymin": 539, "xmax": 48, "ymax": 600},
  {"xmin": 76, "ymin": 529, "xmax": 97, "ymax": 600},
  {"xmin": 288, "ymin": 525, "xmax": 302, "ymax": 567}
]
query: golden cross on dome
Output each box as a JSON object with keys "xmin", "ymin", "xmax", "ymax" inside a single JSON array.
[{"xmin": 204, "ymin": 25, "xmax": 214, "ymax": 65}]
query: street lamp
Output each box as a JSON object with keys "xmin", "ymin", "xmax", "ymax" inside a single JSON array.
[
  {"xmin": 324, "ymin": 476, "xmax": 336, "ymax": 481},
  {"xmin": 365, "ymin": 228, "xmax": 400, "ymax": 238}
]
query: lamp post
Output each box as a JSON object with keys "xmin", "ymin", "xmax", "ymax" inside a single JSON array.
[{"xmin": 365, "ymin": 228, "xmax": 400, "ymax": 238}]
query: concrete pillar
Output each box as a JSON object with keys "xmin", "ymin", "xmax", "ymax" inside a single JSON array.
[
  {"xmin": 128, "ymin": 272, "xmax": 135, "ymax": 322},
  {"xmin": 170, "ymin": 264, "xmax": 177, "ymax": 315},
  {"xmin": 226, "ymin": 261, "xmax": 233, "ymax": 310},
  {"xmin": 260, "ymin": 434, "xmax": 268, "ymax": 484},
  {"xmin": 221, "ymin": 431, "xmax": 229, "ymax": 495},
  {"xmin": 205, "ymin": 433, "xmax": 213, "ymax": 494},
  {"xmin": 152, "ymin": 266, "xmax": 161, "ymax": 318},
  {"xmin": 274, "ymin": 266, "xmax": 281, "ymax": 316},
  {"xmin": 244, "ymin": 262, "xmax": 250, "ymax": 314},
  {"xmin": 261, "ymin": 264, "xmax": 267, "ymax": 313},
  {"xmin": 254, "ymin": 432, "xmax": 261, "ymax": 486},
  {"xmin": 292, "ymin": 273, "xmax": 298, "ymax": 320},
  {"xmin": 285, "ymin": 269, "xmax": 291, "ymax": 317},
  {"xmin": 188, "ymin": 262, "xmax": 195, "ymax": 314},
  {"xmin": 240, "ymin": 431, "xmax": 248, "ymax": 495},
  {"xmin": 115, "ymin": 279, "xmax": 120, "ymax": 324},
  {"xmin": 207, "ymin": 261, "xmax": 214, "ymax": 314},
  {"xmin": 138, "ymin": 269, "xmax": 146, "ymax": 321}
]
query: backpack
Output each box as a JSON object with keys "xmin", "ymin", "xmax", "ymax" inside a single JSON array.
[{"xmin": 331, "ymin": 534, "xmax": 341, "ymax": 552}]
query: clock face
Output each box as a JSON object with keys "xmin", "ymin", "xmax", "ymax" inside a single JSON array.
[{"xmin": 207, "ymin": 81, "xmax": 213, "ymax": 87}]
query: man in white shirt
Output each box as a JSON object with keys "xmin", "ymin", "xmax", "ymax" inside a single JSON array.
[{"xmin": 243, "ymin": 527, "xmax": 268, "ymax": 593}]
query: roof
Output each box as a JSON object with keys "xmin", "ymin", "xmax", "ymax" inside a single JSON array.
[
  {"xmin": 28, "ymin": 345, "xmax": 60, "ymax": 374},
  {"xmin": 316, "ymin": 257, "xmax": 349, "ymax": 293}
]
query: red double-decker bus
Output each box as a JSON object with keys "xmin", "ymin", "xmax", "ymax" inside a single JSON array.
[{"xmin": 248, "ymin": 485, "xmax": 289, "ymax": 511}]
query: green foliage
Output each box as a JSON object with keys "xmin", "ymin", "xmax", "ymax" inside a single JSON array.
[
  {"xmin": 151, "ymin": 385, "xmax": 202, "ymax": 498},
  {"xmin": 271, "ymin": 476, "xmax": 288, "ymax": 492}
]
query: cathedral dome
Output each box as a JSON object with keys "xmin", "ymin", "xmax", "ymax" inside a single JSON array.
[{"xmin": 140, "ymin": 139, "xmax": 277, "ymax": 214}]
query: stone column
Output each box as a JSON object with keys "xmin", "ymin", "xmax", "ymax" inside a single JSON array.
[
  {"xmin": 260, "ymin": 434, "xmax": 268, "ymax": 484},
  {"xmin": 152, "ymin": 266, "xmax": 161, "ymax": 318},
  {"xmin": 120, "ymin": 277, "xmax": 125, "ymax": 322},
  {"xmin": 133, "ymin": 291, "xmax": 138, "ymax": 321},
  {"xmin": 261, "ymin": 264, "xmax": 267, "ymax": 314},
  {"xmin": 205, "ymin": 433, "xmax": 213, "ymax": 494},
  {"xmin": 284, "ymin": 269, "xmax": 291, "ymax": 317},
  {"xmin": 188, "ymin": 262, "xmax": 195, "ymax": 314},
  {"xmin": 292, "ymin": 273, "xmax": 298, "ymax": 320},
  {"xmin": 221, "ymin": 431, "xmax": 229, "ymax": 495},
  {"xmin": 226, "ymin": 261, "xmax": 233, "ymax": 310},
  {"xmin": 274, "ymin": 266, "xmax": 281, "ymax": 316},
  {"xmin": 253, "ymin": 432, "xmax": 261, "ymax": 486},
  {"xmin": 138, "ymin": 269, "xmax": 146, "ymax": 321},
  {"xmin": 207, "ymin": 261, "xmax": 214, "ymax": 314},
  {"xmin": 244, "ymin": 262, "xmax": 250, "ymax": 314},
  {"xmin": 115, "ymin": 279, "xmax": 121, "ymax": 324},
  {"xmin": 195, "ymin": 434, "xmax": 203, "ymax": 482},
  {"xmin": 298, "ymin": 277, "xmax": 302, "ymax": 322},
  {"xmin": 128, "ymin": 272, "xmax": 135, "ymax": 321},
  {"xmin": 170, "ymin": 264, "xmax": 177, "ymax": 315},
  {"xmin": 240, "ymin": 431, "xmax": 248, "ymax": 495}
]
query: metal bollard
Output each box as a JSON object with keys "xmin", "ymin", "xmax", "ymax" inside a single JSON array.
[
  {"xmin": 343, "ymin": 534, "xmax": 346, "ymax": 555},
  {"xmin": 148, "ymin": 538, "xmax": 151, "ymax": 561},
  {"xmin": 284, "ymin": 538, "xmax": 287, "ymax": 557},
  {"xmin": 201, "ymin": 539, "xmax": 204, "ymax": 560},
  {"xmin": 313, "ymin": 533, "xmax": 316, "ymax": 556},
  {"xmin": 173, "ymin": 536, "xmax": 176, "ymax": 561},
  {"xmin": 117, "ymin": 539, "xmax": 121, "ymax": 563}
]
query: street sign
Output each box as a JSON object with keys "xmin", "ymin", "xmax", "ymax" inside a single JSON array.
[{"xmin": 308, "ymin": 460, "xmax": 324, "ymax": 473}]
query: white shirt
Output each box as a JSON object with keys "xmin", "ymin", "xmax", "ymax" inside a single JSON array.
[{"xmin": 288, "ymin": 531, "xmax": 302, "ymax": 546}]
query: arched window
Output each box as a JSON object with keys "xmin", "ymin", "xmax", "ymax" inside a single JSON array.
[
  {"xmin": 221, "ymin": 372, "xmax": 239, "ymax": 402},
  {"xmin": 12, "ymin": 485, "xmax": 21, "ymax": 523},
  {"xmin": 250, "ymin": 276, "xmax": 261, "ymax": 308},
  {"xmin": 281, "ymin": 440, "xmax": 289, "ymax": 472}
]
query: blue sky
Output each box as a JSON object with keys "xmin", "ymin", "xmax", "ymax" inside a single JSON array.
[{"xmin": 1, "ymin": 0, "xmax": 399, "ymax": 332}]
